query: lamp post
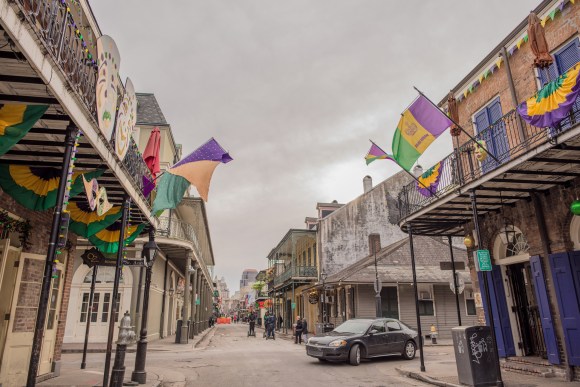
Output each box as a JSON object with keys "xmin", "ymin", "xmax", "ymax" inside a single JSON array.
[
  {"xmin": 320, "ymin": 271, "xmax": 327, "ymax": 324},
  {"xmin": 370, "ymin": 234, "xmax": 382, "ymax": 318},
  {"xmin": 131, "ymin": 228, "xmax": 159, "ymax": 384}
]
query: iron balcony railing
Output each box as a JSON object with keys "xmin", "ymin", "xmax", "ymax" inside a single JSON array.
[
  {"xmin": 16, "ymin": 0, "xmax": 154, "ymax": 201},
  {"xmin": 273, "ymin": 265, "xmax": 318, "ymax": 286},
  {"xmin": 156, "ymin": 216, "xmax": 201, "ymax": 257},
  {"xmin": 397, "ymin": 97, "xmax": 580, "ymax": 222}
]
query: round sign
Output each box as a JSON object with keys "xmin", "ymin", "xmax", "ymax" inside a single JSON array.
[
  {"xmin": 449, "ymin": 273, "xmax": 465, "ymax": 294},
  {"xmin": 308, "ymin": 292, "xmax": 319, "ymax": 304}
]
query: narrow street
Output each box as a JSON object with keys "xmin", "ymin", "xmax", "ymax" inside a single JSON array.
[{"xmin": 150, "ymin": 324, "xmax": 428, "ymax": 387}]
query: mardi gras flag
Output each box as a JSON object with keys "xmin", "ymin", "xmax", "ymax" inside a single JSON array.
[
  {"xmin": 365, "ymin": 141, "xmax": 395, "ymax": 165},
  {"xmin": 0, "ymin": 104, "xmax": 49, "ymax": 156},
  {"xmin": 416, "ymin": 161, "xmax": 445, "ymax": 197},
  {"xmin": 0, "ymin": 165, "xmax": 104, "ymax": 211},
  {"xmin": 88, "ymin": 222, "xmax": 146, "ymax": 254},
  {"xmin": 518, "ymin": 61, "xmax": 580, "ymax": 128},
  {"xmin": 392, "ymin": 95, "xmax": 452, "ymax": 171},
  {"xmin": 68, "ymin": 201, "xmax": 122, "ymax": 237},
  {"xmin": 151, "ymin": 138, "xmax": 232, "ymax": 215}
]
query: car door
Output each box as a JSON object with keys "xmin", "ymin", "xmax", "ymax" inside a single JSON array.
[
  {"xmin": 385, "ymin": 320, "xmax": 405, "ymax": 353},
  {"xmin": 366, "ymin": 321, "xmax": 388, "ymax": 356}
]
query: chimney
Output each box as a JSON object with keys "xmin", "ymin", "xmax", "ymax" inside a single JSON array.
[
  {"xmin": 413, "ymin": 165, "xmax": 424, "ymax": 177},
  {"xmin": 363, "ymin": 175, "xmax": 372, "ymax": 193}
]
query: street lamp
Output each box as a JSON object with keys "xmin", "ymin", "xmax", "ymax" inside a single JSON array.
[{"xmin": 131, "ymin": 229, "xmax": 159, "ymax": 384}]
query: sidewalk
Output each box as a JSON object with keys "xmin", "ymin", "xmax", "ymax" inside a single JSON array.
[
  {"xmin": 38, "ymin": 326, "xmax": 216, "ymax": 387},
  {"xmin": 396, "ymin": 344, "xmax": 573, "ymax": 387}
]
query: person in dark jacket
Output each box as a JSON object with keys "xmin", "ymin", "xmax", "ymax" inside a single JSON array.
[
  {"xmin": 302, "ymin": 318, "xmax": 309, "ymax": 341},
  {"xmin": 248, "ymin": 311, "xmax": 256, "ymax": 335},
  {"xmin": 294, "ymin": 316, "xmax": 303, "ymax": 344}
]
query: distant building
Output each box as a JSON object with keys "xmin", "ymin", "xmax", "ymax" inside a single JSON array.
[{"xmin": 240, "ymin": 269, "xmax": 258, "ymax": 288}]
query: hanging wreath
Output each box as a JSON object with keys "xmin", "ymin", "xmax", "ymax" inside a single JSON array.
[{"xmin": 0, "ymin": 210, "xmax": 32, "ymax": 250}]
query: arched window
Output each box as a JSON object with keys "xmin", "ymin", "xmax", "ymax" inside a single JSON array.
[{"xmin": 83, "ymin": 266, "xmax": 123, "ymax": 284}]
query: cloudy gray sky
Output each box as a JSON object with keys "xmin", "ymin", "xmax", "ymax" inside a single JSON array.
[{"xmin": 91, "ymin": 0, "xmax": 538, "ymax": 292}]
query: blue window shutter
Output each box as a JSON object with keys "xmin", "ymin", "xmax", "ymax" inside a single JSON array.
[
  {"xmin": 487, "ymin": 99, "xmax": 503, "ymax": 124},
  {"xmin": 474, "ymin": 109, "xmax": 490, "ymax": 134},
  {"xmin": 538, "ymin": 63, "xmax": 558, "ymax": 86},
  {"xmin": 491, "ymin": 265, "xmax": 516, "ymax": 357},
  {"xmin": 530, "ymin": 255, "xmax": 560, "ymax": 364},
  {"xmin": 555, "ymin": 39, "xmax": 580, "ymax": 74},
  {"xmin": 549, "ymin": 252, "xmax": 580, "ymax": 366}
]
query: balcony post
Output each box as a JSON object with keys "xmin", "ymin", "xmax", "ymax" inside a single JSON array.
[
  {"xmin": 180, "ymin": 253, "xmax": 191, "ymax": 344},
  {"xmin": 27, "ymin": 124, "xmax": 78, "ymax": 387},
  {"xmin": 408, "ymin": 223, "xmax": 426, "ymax": 373},
  {"xmin": 470, "ymin": 190, "xmax": 504, "ymax": 387},
  {"xmin": 189, "ymin": 263, "xmax": 198, "ymax": 339},
  {"xmin": 81, "ymin": 266, "xmax": 98, "ymax": 370}
]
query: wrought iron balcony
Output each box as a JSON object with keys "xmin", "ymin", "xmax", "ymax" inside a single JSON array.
[
  {"xmin": 156, "ymin": 216, "xmax": 201, "ymax": 256},
  {"xmin": 273, "ymin": 265, "xmax": 318, "ymax": 287},
  {"xmin": 397, "ymin": 96, "xmax": 580, "ymax": 223},
  {"xmin": 15, "ymin": 0, "xmax": 154, "ymax": 201}
]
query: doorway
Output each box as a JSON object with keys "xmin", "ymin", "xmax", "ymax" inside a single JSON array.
[
  {"xmin": 380, "ymin": 287, "xmax": 399, "ymax": 319},
  {"xmin": 506, "ymin": 262, "xmax": 546, "ymax": 358}
]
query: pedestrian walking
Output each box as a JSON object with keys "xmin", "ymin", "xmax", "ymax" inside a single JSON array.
[
  {"xmin": 248, "ymin": 311, "xmax": 256, "ymax": 336},
  {"xmin": 302, "ymin": 318, "xmax": 309, "ymax": 341},
  {"xmin": 294, "ymin": 316, "xmax": 303, "ymax": 344}
]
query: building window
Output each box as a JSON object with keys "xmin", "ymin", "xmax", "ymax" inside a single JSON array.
[
  {"xmin": 307, "ymin": 248, "xmax": 312, "ymax": 266},
  {"xmin": 473, "ymin": 97, "xmax": 508, "ymax": 172},
  {"xmin": 465, "ymin": 287, "xmax": 477, "ymax": 316},
  {"xmin": 417, "ymin": 284, "xmax": 435, "ymax": 316}
]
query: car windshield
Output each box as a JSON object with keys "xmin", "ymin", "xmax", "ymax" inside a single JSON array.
[{"xmin": 333, "ymin": 320, "xmax": 371, "ymax": 334}]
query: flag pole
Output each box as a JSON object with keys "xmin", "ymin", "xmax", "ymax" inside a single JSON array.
[
  {"xmin": 413, "ymin": 86, "xmax": 500, "ymax": 164},
  {"xmin": 368, "ymin": 140, "xmax": 439, "ymax": 198}
]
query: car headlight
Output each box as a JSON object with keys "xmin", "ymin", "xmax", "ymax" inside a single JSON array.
[{"xmin": 328, "ymin": 339, "xmax": 347, "ymax": 347}]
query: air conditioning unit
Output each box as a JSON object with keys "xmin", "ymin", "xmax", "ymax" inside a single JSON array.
[{"xmin": 419, "ymin": 291, "xmax": 431, "ymax": 300}]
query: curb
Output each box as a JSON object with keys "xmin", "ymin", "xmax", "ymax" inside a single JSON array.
[
  {"xmin": 194, "ymin": 326, "xmax": 217, "ymax": 348},
  {"xmin": 395, "ymin": 367, "xmax": 462, "ymax": 387}
]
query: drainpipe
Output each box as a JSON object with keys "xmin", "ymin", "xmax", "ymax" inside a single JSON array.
[
  {"xmin": 501, "ymin": 47, "xmax": 527, "ymax": 145},
  {"xmin": 160, "ymin": 256, "xmax": 169, "ymax": 338}
]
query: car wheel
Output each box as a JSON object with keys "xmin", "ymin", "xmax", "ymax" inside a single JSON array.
[
  {"xmin": 349, "ymin": 344, "xmax": 361, "ymax": 366},
  {"xmin": 402, "ymin": 340, "xmax": 416, "ymax": 360}
]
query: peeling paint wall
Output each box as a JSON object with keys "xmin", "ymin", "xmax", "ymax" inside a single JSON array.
[{"xmin": 319, "ymin": 172, "xmax": 412, "ymax": 276}]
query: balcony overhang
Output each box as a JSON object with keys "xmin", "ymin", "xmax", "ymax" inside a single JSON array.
[
  {"xmin": 399, "ymin": 125, "xmax": 580, "ymax": 236},
  {"xmin": 0, "ymin": 2, "xmax": 156, "ymax": 226}
]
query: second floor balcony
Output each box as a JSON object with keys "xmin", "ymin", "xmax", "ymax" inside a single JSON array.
[
  {"xmin": 273, "ymin": 265, "xmax": 318, "ymax": 287},
  {"xmin": 396, "ymin": 94, "xmax": 580, "ymax": 235}
]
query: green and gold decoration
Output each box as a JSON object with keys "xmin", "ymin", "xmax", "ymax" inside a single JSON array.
[
  {"xmin": 0, "ymin": 165, "xmax": 104, "ymax": 211},
  {"xmin": 88, "ymin": 221, "xmax": 145, "ymax": 254},
  {"xmin": 0, "ymin": 104, "xmax": 49, "ymax": 156},
  {"xmin": 67, "ymin": 201, "xmax": 122, "ymax": 238}
]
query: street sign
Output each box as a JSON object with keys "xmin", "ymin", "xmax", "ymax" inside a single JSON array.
[
  {"xmin": 440, "ymin": 261, "xmax": 465, "ymax": 271},
  {"xmin": 476, "ymin": 250, "xmax": 492, "ymax": 271},
  {"xmin": 123, "ymin": 259, "xmax": 145, "ymax": 266},
  {"xmin": 291, "ymin": 302, "xmax": 296, "ymax": 310}
]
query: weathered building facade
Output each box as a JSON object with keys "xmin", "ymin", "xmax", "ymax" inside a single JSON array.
[{"xmin": 396, "ymin": 0, "xmax": 580, "ymax": 380}]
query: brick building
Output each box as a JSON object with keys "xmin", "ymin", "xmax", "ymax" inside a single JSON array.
[{"xmin": 397, "ymin": 0, "xmax": 580, "ymax": 381}]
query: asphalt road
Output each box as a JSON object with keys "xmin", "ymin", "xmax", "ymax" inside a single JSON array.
[{"xmin": 153, "ymin": 323, "xmax": 429, "ymax": 387}]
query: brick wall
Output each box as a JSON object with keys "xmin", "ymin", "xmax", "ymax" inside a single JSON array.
[
  {"xmin": 0, "ymin": 189, "xmax": 77, "ymax": 366},
  {"xmin": 454, "ymin": 3, "xmax": 580, "ymax": 145}
]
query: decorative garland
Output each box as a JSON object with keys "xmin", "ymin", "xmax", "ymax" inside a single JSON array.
[
  {"xmin": 0, "ymin": 210, "xmax": 32, "ymax": 250},
  {"xmin": 457, "ymin": 0, "xmax": 576, "ymax": 103}
]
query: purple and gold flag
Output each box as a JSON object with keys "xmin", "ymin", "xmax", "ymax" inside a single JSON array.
[
  {"xmin": 151, "ymin": 138, "xmax": 232, "ymax": 215},
  {"xmin": 392, "ymin": 95, "xmax": 452, "ymax": 171},
  {"xmin": 365, "ymin": 141, "xmax": 395, "ymax": 165}
]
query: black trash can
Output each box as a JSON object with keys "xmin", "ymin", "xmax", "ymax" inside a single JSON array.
[
  {"xmin": 452, "ymin": 326, "xmax": 499, "ymax": 386},
  {"xmin": 323, "ymin": 323, "xmax": 334, "ymax": 333}
]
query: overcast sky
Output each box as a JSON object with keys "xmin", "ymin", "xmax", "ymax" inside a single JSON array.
[{"xmin": 91, "ymin": 0, "xmax": 539, "ymax": 292}]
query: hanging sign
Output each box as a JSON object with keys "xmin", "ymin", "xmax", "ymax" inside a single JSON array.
[
  {"xmin": 308, "ymin": 292, "xmax": 319, "ymax": 304},
  {"xmin": 81, "ymin": 247, "xmax": 115, "ymax": 267},
  {"xmin": 114, "ymin": 77, "xmax": 137, "ymax": 160},
  {"xmin": 475, "ymin": 249, "xmax": 492, "ymax": 272},
  {"xmin": 96, "ymin": 35, "xmax": 121, "ymax": 140}
]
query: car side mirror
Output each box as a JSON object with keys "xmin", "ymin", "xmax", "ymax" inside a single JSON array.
[{"xmin": 369, "ymin": 329, "xmax": 378, "ymax": 335}]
